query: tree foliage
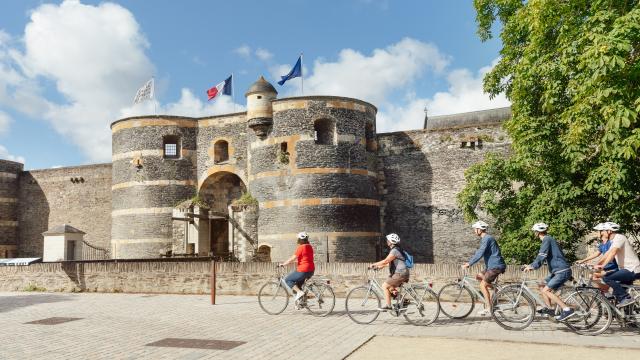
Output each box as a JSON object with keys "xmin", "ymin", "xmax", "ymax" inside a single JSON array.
[{"xmin": 459, "ymin": 0, "xmax": 640, "ymax": 263}]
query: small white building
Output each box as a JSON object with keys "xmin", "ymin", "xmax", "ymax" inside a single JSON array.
[{"xmin": 42, "ymin": 224, "xmax": 85, "ymax": 262}]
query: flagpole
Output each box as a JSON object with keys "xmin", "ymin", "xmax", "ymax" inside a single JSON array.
[
  {"xmin": 152, "ymin": 76, "xmax": 157, "ymax": 117},
  {"xmin": 232, "ymin": 73, "xmax": 236, "ymax": 113},
  {"xmin": 300, "ymin": 53, "xmax": 304, "ymax": 96}
]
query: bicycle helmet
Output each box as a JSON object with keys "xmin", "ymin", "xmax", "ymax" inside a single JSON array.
[
  {"xmin": 531, "ymin": 223, "xmax": 549, "ymax": 232},
  {"xmin": 471, "ymin": 221, "xmax": 489, "ymax": 231},
  {"xmin": 593, "ymin": 223, "xmax": 606, "ymax": 231},
  {"xmin": 604, "ymin": 222, "xmax": 620, "ymax": 232},
  {"xmin": 386, "ymin": 233, "xmax": 400, "ymax": 244},
  {"xmin": 297, "ymin": 231, "xmax": 309, "ymax": 240}
]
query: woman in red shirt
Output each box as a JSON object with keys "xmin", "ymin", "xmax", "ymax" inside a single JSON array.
[{"xmin": 281, "ymin": 232, "xmax": 315, "ymax": 301}]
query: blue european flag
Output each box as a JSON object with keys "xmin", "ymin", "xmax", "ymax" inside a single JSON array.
[{"xmin": 277, "ymin": 56, "xmax": 302, "ymax": 86}]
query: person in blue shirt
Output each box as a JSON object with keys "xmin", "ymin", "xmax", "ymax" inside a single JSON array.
[
  {"xmin": 576, "ymin": 223, "xmax": 618, "ymax": 292},
  {"xmin": 462, "ymin": 220, "xmax": 506, "ymax": 316},
  {"xmin": 524, "ymin": 223, "xmax": 575, "ymax": 321}
]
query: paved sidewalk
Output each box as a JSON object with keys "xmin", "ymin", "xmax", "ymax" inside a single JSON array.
[{"xmin": 0, "ymin": 292, "xmax": 638, "ymax": 359}]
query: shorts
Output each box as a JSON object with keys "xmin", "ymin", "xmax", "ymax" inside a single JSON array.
[
  {"xmin": 385, "ymin": 272, "xmax": 409, "ymax": 287},
  {"xmin": 544, "ymin": 269, "xmax": 572, "ymax": 291},
  {"xmin": 481, "ymin": 268, "xmax": 505, "ymax": 284}
]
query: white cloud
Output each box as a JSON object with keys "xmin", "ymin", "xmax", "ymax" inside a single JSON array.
[
  {"xmin": 377, "ymin": 59, "xmax": 510, "ymax": 132},
  {"xmin": 283, "ymin": 38, "xmax": 450, "ymax": 105},
  {"xmin": 0, "ymin": 111, "xmax": 10, "ymax": 134},
  {"xmin": 0, "ymin": 144, "xmax": 25, "ymax": 163},
  {"xmin": 255, "ymin": 48, "xmax": 273, "ymax": 61},
  {"xmin": 234, "ymin": 45, "xmax": 251, "ymax": 58}
]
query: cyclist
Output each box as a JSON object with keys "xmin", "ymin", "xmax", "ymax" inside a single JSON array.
[
  {"xmin": 523, "ymin": 223, "xmax": 575, "ymax": 321},
  {"xmin": 461, "ymin": 220, "xmax": 506, "ymax": 316},
  {"xmin": 576, "ymin": 223, "xmax": 617, "ymax": 292},
  {"xmin": 369, "ymin": 233, "xmax": 409, "ymax": 311},
  {"xmin": 280, "ymin": 232, "xmax": 315, "ymax": 302},
  {"xmin": 596, "ymin": 222, "xmax": 640, "ymax": 307}
]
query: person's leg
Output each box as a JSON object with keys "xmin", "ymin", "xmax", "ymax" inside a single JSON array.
[
  {"xmin": 604, "ymin": 269, "xmax": 634, "ymax": 301},
  {"xmin": 382, "ymin": 282, "xmax": 392, "ymax": 307},
  {"xmin": 538, "ymin": 279, "xmax": 552, "ymax": 308},
  {"xmin": 285, "ymin": 271, "xmax": 304, "ymax": 293}
]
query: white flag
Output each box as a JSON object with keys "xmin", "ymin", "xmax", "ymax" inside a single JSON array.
[{"xmin": 133, "ymin": 78, "xmax": 154, "ymax": 104}]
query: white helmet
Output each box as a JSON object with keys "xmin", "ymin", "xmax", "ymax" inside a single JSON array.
[
  {"xmin": 386, "ymin": 233, "xmax": 400, "ymax": 244},
  {"xmin": 603, "ymin": 222, "xmax": 620, "ymax": 232},
  {"xmin": 593, "ymin": 223, "xmax": 606, "ymax": 231},
  {"xmin": 297, "ymin": 231, "xmax": 309, "ymax": 240},
  {"xmin": 531, "ymin": 223, "xmax": 549, "ymax": 232},
  {"xmin": 471, "ymin": 221, "xmax": 489, "ymax": 231}
]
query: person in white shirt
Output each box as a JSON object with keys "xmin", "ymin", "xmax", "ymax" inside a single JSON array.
[{"xmin": 596, "ymin": 222, "xmax": 640, "ymax": 307}]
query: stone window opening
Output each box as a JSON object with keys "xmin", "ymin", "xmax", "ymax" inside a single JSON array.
[
  {"xmin": 214, "ymin": 140, "xmax": 229, "ymax": 163},
  {"xmin": 278, "ymin": 142, "xmax": 289, "ymax": 164},
  {"xmin": 365, "ymin": 123, "xmax": 375, "ymax": 152},
  {"xmin": 163, "ymin": 135, "xmax": 181, "ymax": 159},
  {"xmin": 314, "ymin": 119, "xmax": 336, "ymax": 145}
]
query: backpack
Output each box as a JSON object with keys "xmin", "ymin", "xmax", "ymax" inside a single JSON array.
[{"xmin": 402, "ymin": 250, "xmax": 414, "ymax": 269}]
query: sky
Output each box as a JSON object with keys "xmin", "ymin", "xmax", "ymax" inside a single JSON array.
[{"xmin": 0, "ymin": 0, "xmax": 509, "ymax": 169}]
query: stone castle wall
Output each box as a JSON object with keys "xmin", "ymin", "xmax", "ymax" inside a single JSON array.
[
  {"xmin": 0, "ymin": 160, "xmax": 23, "ymax": 258},
  {"xmin": 17, "ymin": 164, "xmax": 112, "ymax": 257},
  {"xmin": 378, "ymin": 125, "xmax": 509, "ymax": 263},
  {"xmin": 0, "ymin": 260, "xmax": 549, "ymax": 296}
]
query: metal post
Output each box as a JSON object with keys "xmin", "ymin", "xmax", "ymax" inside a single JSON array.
[{"xmin": 210, "ymin": 260, "xmax": 216, "ymax": 305}]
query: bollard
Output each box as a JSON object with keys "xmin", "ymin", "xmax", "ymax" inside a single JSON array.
[{"xmin": 210, "ymin": 260, "xmax": 216, "ymax": 305}]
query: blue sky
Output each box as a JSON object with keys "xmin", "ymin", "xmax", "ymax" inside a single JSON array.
[{"xmin": 0, "ymin": 0, "xmax": 508, "ymax": 169}]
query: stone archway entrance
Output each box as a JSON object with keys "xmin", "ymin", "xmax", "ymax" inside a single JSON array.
[{"xmin": 199, "ymin": 171, "xmax": 246, "ymax": 259}]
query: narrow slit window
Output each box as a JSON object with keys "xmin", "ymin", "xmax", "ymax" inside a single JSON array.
[{"xmin": 214, "ymin": 140, "xmax": 229, "ymax": 163}]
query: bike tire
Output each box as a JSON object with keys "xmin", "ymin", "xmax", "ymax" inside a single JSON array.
[
  {"xmin": 562, "ymin": 289, "xmax": 613, "ymax": 336},
  {"xmin": 491, "ymin": 285, "xmax": 536, "ymax": 330},
  {"xmin": 305, "ymin": 282, "xmax": 336, "ymax": 317},
  {"xmin": 402, "ymin": 284, "xmax": 440, "ymax": 326},
  {"xmin": 438, "ymin": 283, "xmax": 475, "ymax": 319},
  {"xmin": 345, "ymin": 286, "xmax": 381, "ymax": 324},
  {"xmin": 258, "ymin": 281, "xmax": 289, "ymax": 315}
]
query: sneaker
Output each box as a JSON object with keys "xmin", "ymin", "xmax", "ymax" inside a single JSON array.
[
  {"xmin": 536, "ymin": 308, "xmax": 554, "ymax": 316},
  {"xmin": 617, "ymin": 297, "xmax": 635, "ymax": 308},
  {"xmin": 294, "ymin": 291, "xmax": 305, "ymax": 302},
  {"xmin": 477, "ymin": 309, "xmax": 490, "ymax": 316},
  {"xmin": 555, "ymin": 309, "xmax": 576, "ymax": 321},
  {"xmin": 378, "ymin": 305, "xmax": 392, "ymax": 312}
]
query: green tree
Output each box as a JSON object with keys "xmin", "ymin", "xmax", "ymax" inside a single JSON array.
[{"xmin": 459, "ymin": 0, "xmax": 640, "ymax": 263}]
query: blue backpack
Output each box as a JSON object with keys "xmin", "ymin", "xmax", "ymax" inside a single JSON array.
[{"xmin": 402, "ymin": 250, "xmax": 414, "ymax": 269}]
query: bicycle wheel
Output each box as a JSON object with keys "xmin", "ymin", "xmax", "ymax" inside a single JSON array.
[
  {"xmin": 563, "ymin": 289, "xmax": 613, "ymax": 336},
  {"xmin": 345, "ymin": 286, "xmax": 381, "ymax": 324},
  {"xmin": 491, "ymin": 285, "xmax": 536, "ymax": 330},
  {"xmin": 438, "ymin": 283, "xmax": 475, "ymax": 319},
  {"xmin": 258, "ymin": 281, "xmax": 289, "ymax": 315},
  {"xmin": 402, "ymin": 284, "xmax": 440, "ymax": 326},
  {"xmin": 305, "ymin": 282, "xmax": 336, "ymax": 317}
]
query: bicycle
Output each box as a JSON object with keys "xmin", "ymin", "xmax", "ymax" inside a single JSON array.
[
  {"xmin": 345, "ymin": 267, "xmax": 440, "ymax": 326},
  {"xmin": 563, "ymin": 265, "xmax": 640, "ymax": 336},
  {"xmin": 437, "ymin": 268, "xmax": 503, "ymax": 319},
  {"xmin": 258, "ymin": 265, "xmax": 336, "ymax": 316},
  {"xmin": 491, "ymin": 265, "xmax": 612, "ymax": 333}
]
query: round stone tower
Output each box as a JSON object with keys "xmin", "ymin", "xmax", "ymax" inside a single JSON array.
[
  {"xmin": 0, "ymin": 159, "xmax": 22, "ymax": 258},
  {"xmin": 246, "ymin": 76, "xmax": 278, "ymax": 139},
  {"xmin": 246, "ymin": 77, "xmax": 380, "ymax": 262},
  {"xmin": 110, "ymin": 116, "xmax": 197, "ymax": 258}
]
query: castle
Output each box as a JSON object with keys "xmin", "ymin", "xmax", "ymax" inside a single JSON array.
[{"xmin": 0, "ymin": 77, "xmax": 510, "ymax": 263}]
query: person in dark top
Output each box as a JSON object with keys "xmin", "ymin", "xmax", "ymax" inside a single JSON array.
[
  {"xmin": 576, "ymin": 223, "xmax": 617, "ymax": 292},
  {"xmin": 462, "ymin": 220, "xmax": 506, "ymax": 316},
  {"xmin": 369, "ymin": 233, "xmax": 409, "ymax": 311},
  {"xmin": 524, "ymin": 223, "xmax": 574, "ymax": 321}
]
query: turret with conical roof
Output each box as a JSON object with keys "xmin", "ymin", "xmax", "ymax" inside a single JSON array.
[{"xmin": 246, "ymin": 76, "xmax": 277, "ymax": 138}]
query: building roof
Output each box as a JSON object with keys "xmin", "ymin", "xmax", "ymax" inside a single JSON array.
[
  {"xmin": 42, "ymin": 224, "xmax": 86, "ymax": 236},
  {"xmin": 245, "ymin": 76, "xmax": 277, "ymax": 97},
  {"xmin": 424, "ymin": 106, "xmax": 511, "ymax": 130}
]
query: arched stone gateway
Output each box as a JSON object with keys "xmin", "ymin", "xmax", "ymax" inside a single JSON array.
[{"xmin": 188, "ymin": 171, "xmax": 257, "ymax": 261}]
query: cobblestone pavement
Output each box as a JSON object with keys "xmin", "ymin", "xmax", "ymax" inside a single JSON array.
[{"xmin": 1, "ymin": 292, "xmax": 639, "ymax": 360}]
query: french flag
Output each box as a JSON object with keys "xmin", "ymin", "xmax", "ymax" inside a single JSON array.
[{"xmin": 207, "ymin": 75, "xmax": 233, "ymax": 101}]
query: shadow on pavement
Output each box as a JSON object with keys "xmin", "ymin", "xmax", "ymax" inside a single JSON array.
[{"xmin": 0, "ymin": 294, "xmax": 74, "ymax": 314}]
